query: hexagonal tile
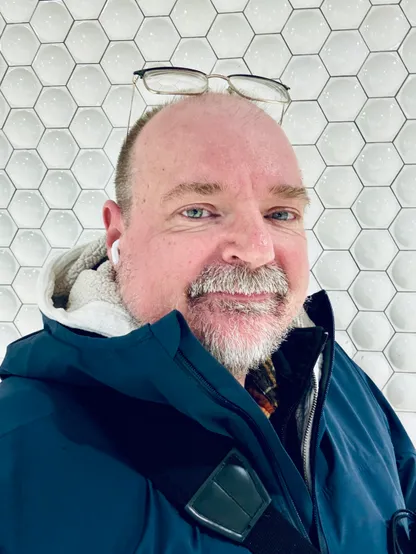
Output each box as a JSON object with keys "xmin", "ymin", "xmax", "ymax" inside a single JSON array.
[
  {"xmin": 0, "ymin": 0, "xmax": 36, "ymax": 22},
  {"xmin": 348, "ymin": 311, "xmax": 394, "ymax": 351},
  {"xmin": 354, "ymin": 143, "xmax": 403, "ymax": 187},
  {"xmin": 63, "ymin": 0, "xmax": 106, "ymax": 19},
  {"xmin": 171, "ymin": 0, "xmax": 216, "ymax": 37},
  {"xmin": 321, "ymin": 0, "xmax": 370, "ymax": 30},
  {"xmin": 353, "ymin": 188, "xmax": 400, "ymax": 228},
  {"xmin": 73, "ymin": 190, "xmax": 107, "ymax": 228},
  {"xmin": 0, "ymin": 171, "xmax": 14, "ymax": 209},
  {"xmin": 349, "ymin": 271, "xmax": 395, "ymax": 311},
  {"xmin": 282, "ymin": 9, "xmax": 329, "ymax": 54},
  {"xmin": 244, "ymin": 35, "xmax": 291, "ymax": 79},
  {"xmin": 401, "ymin": 0, "xmax": 416, "ymax": 25},
  {"xmin": 14, "ymin": 305, "xmax": 43, "ymax": 336},
  {"xmin": 104, "ymin": 128, "xmax": 127, "ymax": 167},
  {"xmin": 76, "ymin": 230, "xmax": 106, "ymax": 246},
  {"xmin": 281, "ymin": 55, "xmax": 328, "ymax": 100},
  {"xmin": 208, "ymin": 13, "xmax": 254, "ymax": 58},
  {"xmin": 396, "ymin": 414, "xmax": 416, "ymax": 446},
  {"xmin": 399, "ymin": 28, "xmax": 416, "ymax": 73},
  {"xmin": 383, "ymin": 373, "xmax": 416, "ymax": 412},
  {"xmin": 360, "ymin": 5, "xmax": 410, "ymax": 51},
  {"xmin": 304, "ymin": 189, "xmax": 324, "ymax": 230},
  {"xmin": 12, "ymin": 268, "xmax": 42, "ymax": 303},
  {"xmin": 0, "ymin": 92, "xmax": 9, "ymax": 129},
  {"xmin": 70, "ymin": 108, "xmax": 111, "ymax": 149},
  {"xmin": 0, "ymin": 248, "xmax": 19, "ymax": 285},
  {"xmin": 394, "ymin": 121, "xmax": 416, "ymax": 163},
  {"xmin": 1, "ymin": 67, "xmax": 41, "ymax": 108},
  {"xmin": 317, "ymin": 122, "xmax": 364, "ymax": 165},
  {"xmin": 66, "ymin": 21, "xmax": 109, "ymax": 64},
  {"xmin": 313, "ymin": 250, "xmax": 359, "ymax": 290},
  {"xmin": 351, "ymin": 229, "xmax": 398, "ymax": 270},
  {"xmin": 101, "ymin": 41, "xmax": 145, "ymax": 84},
  {"xmin": 293, "ymin": 145, "xmax": 325, "ymax": 188},
  {"xmin": 335, "ymin": 330, "xmax": 357, "ymax": 358},
  {"xmin": 0, "ymin": 53, "xmax": 7, "ymax": 82},
  {"xmin": 35, "ymin": 87, "xmax": 77, "ymax": 128},
  {"xmin": 1, "ymin": 23, "xmax": 40, "ymax": 65},
  {"xmin": 385, "ymin": 333, "xmax": 416, "ymax": 373},
  {"xmin": 244, "ymin": 0, "xmax": 292, "ymax": 33},
  {"xmin": 356, "ymin": 98, "xmax": 405, "ymax": 143},
  {"xmin": 387, "ymin": 293, "xmax": 416, "ymax": 333},
  {"xmin": 326, "ymin": 290, "xmax": 358, "ymax": 330},
  {"xmin": 135, "ymin": 17, "xmax": 180, "ymax": 62},
  {"xmin": 353, "ymin": 351, "xmax": 393, "ymax": 390},
  {"xmin": 103, "ymin": 85, "xmax": 145, "ymax": 128},
  {"xmin": 38, "ymin": 129, "xmax": 79, "ymax": 169},
  {"xmin": 358, "ymin": 52, "xmax": 408, "ymax": 98},
  {"xmin": 212, "ymin": 58, "xmax": 250, "ymax": 74},
  {"xmin": 171, "ymin": 38, "xmax": 216, "ymax": 74},
  {"xmin": 314, "ymin": 209, "xmax": 360, "ymax": 249},
  {"xmin": 318, "ymin": 77, "xmax": 366, "ymax": 121},
  {"xmin": 308, "ymin": 271, "xmax": 321, "ymax": 296},
  {"xmin": 99, "ymin": 0, "xmax": 143, "ymax": 40},
  {"xmin": 306, "ymin": 229, "xmax": 322, "ymax": 268},
  {"xmin": 104, "ymin": 171, "xmax": 115, "ymax": 201},
  {"xmin": 0, "ymin": 286, "xmax": 21, "ymax": 321},
  {"xmin": 0, "ymin": 210, "xmax": 17, "ymax": 246},
  {"xmin": 315, "ymin": 167, "xmax": 362, "ymax": 208},
  {"xmin": 6, "ymin": 150, "xmax": 46, "ymax": 189},
  {"xmin": 72, "ymin": 150, "xmax": 113, "ymax": 190},
  {"xmin": 136, "ymin": 0, "xmax": 176, "ymax": 15},
  {"xmin": 388, "ymin": 251, "xmax": 416, "ymax": 292},
  {"xmin": 41, "ymin": 210, "xmax": 82, "ymax": 247},
  {"xmin": 30, "ymin": 1, "xmax": 73, "ymax": 43},
  {"xmin": 40, "ymin": 170, "xmax": 80, "ymax": 209},
  {"xmin": 392, "ymin": 166, "xmax": 416, "ymax": 207},
  {"xmin": 8, "ymin": 190, "xmax": 48, "ymax": 228},
  {"xmin": 3, "ymin": 109, "xmax": 44, "ymax": 149},
  {"xmin": 67, "ymin": 64, "xmax": 110, "ymax": 107},
  {"xmin": 397, "ymin": 75, "xmax": 416, "ymax": 119},
  {"xmin": 390, "ymin": 209, "xmax": 416, "ymax": 250},
  {"xmin": 284, "ymin": 0, "xmax": 323, "ymax": 8},
  {"xmin": 320, "ymin": 31, "xmax": 369, "ymax": 76},
  {"xmin": 33, "ymin": 44, "xmax": 75, "ymax": 86},
  {"xmin": 282, "ymin": 101, "xmax": 326, "ymax": 145},
  {"xmin": 0, "ymin": 131, "xmax": 13, "ymax": 169},
  {"xmin": 10, "ymin": 229, "xmax": 50, "ymax": 265}
]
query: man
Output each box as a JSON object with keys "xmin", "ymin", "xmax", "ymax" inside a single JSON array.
[{"xmin": 0, "ymin": 86, "xmax": 414, "ymax": 554}]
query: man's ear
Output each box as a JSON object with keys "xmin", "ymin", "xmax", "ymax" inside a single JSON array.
[{"xmin": 103, "ymin": 200, "xmax": 124, "ymax": 264}]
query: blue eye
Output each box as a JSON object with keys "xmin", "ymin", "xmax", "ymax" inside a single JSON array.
[
  {"xmin": 270, "ymin": 211, "xmax": 295, "ymax": 221},
  {"xmin": 182, "ymin": 208, "xmax": 211, "ymax": 219}
]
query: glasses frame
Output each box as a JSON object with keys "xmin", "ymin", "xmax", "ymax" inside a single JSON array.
[{"xmin": 127, "ymin": 66, "xmax": 292, "ymax": 134}]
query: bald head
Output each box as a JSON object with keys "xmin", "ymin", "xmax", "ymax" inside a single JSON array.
[{"xmin": 130, "ymin": 93, "xmax": 302, "ymax": 208}]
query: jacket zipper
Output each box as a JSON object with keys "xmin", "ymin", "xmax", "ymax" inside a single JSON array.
[
  {"xmin": 307, "ymin": 329, "xmax": 335, "ymax": 554},
  {"xmin": 176, "ymin": 350, "xmax": 311, "ymax": 543},
  {"xmin": 302, "ymin": 370, "xmax": 319, "ymax": 493}
]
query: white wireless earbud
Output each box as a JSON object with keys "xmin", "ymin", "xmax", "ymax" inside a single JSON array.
[{"xmin": 111, "ymin": 239, "xmax": 120, "ymax": 265}]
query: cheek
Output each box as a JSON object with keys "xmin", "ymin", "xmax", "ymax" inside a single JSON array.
[{"xmin": 276, "ymin": 238, "xmax": 309, "ymax": 287}]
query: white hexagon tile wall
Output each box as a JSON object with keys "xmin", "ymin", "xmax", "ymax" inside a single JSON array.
[{"xmin": 0, "ymin": 0, "xmax": 415, "ymax": 442}]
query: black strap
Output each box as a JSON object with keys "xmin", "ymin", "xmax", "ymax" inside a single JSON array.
[{"xmin": 147, "ymin": 444, "xmax": 320, "ymax": 554}]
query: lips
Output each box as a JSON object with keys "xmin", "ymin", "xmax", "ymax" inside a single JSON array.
[{"xmin": 208, "ymin": 292, "xmax": 274, "ymax": 301}]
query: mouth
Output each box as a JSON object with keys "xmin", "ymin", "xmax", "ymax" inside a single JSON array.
[{"xmin": 207, "ymin": 292, "xmax": 276, "ymax": 301}]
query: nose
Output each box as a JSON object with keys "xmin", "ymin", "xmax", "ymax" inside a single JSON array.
[{"xmin": 221, "ymin": 211, "xmax": 275, "ymax": 269}]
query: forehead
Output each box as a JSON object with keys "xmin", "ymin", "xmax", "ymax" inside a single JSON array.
[{"xmin": 134, "ymin": 96, "xmax": 302, "ymax": 197}]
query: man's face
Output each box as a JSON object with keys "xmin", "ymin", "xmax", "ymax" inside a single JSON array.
[{"xmin": 104, "ymin": 95, "xmax": 310, "ymax": 383}]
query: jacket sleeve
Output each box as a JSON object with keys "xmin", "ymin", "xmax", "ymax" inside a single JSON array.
[{"xmin": 362, "ymin": 371, "xmax": 416, "ymax": 512}]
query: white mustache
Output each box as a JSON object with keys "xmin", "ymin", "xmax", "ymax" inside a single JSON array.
[{"xmin": 187, "ymin": 264, "xmax": 289, "ymax": 298}]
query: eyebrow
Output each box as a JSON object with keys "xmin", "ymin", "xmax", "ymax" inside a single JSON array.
[{"xmin": 161, "ymin": 181, "xmax": 310, "ymax": 207}]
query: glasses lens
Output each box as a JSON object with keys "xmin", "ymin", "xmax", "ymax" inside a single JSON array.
[
  {"xmin": 229, "ymin": 75, "xmax": 290, "ymax": 103},
  {"xmin": 144, "ymin": 69, "xmax": 207, "ymax": 94}
]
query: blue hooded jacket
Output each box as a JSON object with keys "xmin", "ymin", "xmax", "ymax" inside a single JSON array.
[
  {"xmin": 0, "ymin": 284, "xmax": 415, "ymax": 554},
  {"xmin": 0, "ymin": 230, "xmax": 416, "ymax": 554}
]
